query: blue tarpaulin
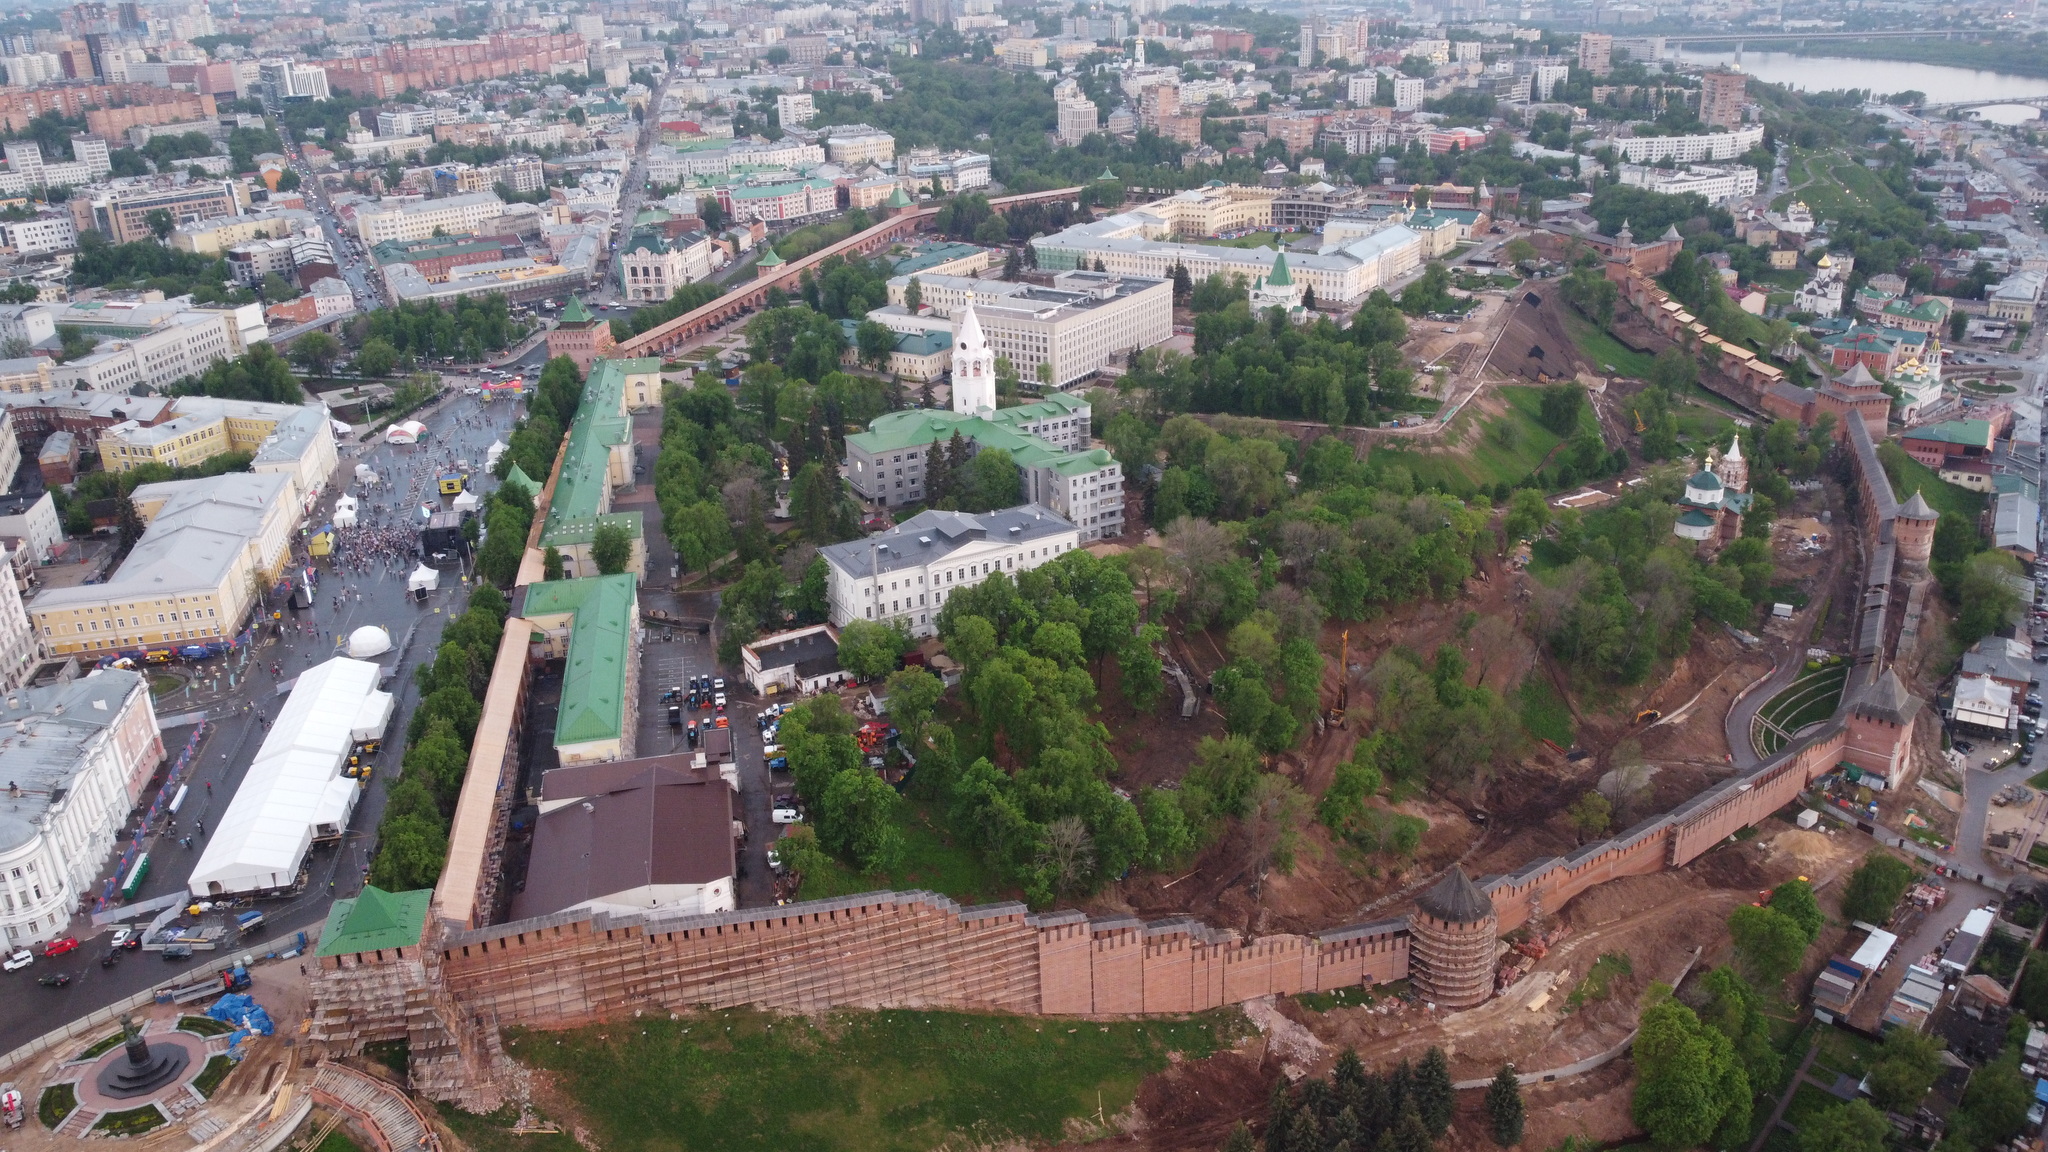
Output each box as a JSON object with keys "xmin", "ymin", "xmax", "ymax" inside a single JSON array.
[{"xmin": 208, "ymin": 992, "xmax": 275, "ymax": 1058}]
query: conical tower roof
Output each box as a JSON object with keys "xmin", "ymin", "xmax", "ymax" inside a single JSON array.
[
  {"xmin": 956, "ymin": 304, "xmax": 985, "ymax": 347},
  {"xmin": 756, "ymin": 246, "xmax": 786, "ymax": 267},
  {"xmin": 882, "ymin": 187, "xmax": 914, "ymax": 208},
  {"xmin": 1417, "ymin": 865, "xmax": 1493, "ymax": 923},
  {"xmin": 1724, "ymin": 435, "xmax": 1743, "ymax": 462},
  {"xmin": 1267, "ymin": 250, "xmax": 1292, "ymax": 287},
  {"xmin": 560, "ymin": 295, "xmax": 593, "ymax": 324},
  {"xmin": 1899, "ymin": 490, "xmax": 1937, "ymax": 521}
]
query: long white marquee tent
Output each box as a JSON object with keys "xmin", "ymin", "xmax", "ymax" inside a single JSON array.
[{"xmin": 189, "ymin": 657, "xmax": 395, "ymax": 896}]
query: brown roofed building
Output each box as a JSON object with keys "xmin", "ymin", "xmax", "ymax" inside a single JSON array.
[{"xmin": 510, "ymin": 754, "xmax": 736, "ymax": 921}]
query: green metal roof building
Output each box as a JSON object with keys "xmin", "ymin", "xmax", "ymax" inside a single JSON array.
[
  {"xmin": 315, "ymin": 885, "xmax": 431, "ymax": 959},
  {"xmin": 540, "ymin": 358, "xmax": 648, "ymax": 576},
  {"xmin": 523, "ymin": 573, "xmax": 640, "ymax": 760}
]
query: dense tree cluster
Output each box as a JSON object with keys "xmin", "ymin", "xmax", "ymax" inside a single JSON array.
[
  {"xmin": 478, "ymin": 356, "xmax": 583, "ymax": 585},
  {"xmin": 162, "ymin": 343, "xmax": 305, "ymax": 404},
  {"xmin": 653, "ymin": 375, "xmax": 752, "ymax": 578},
  {"xmin": 356, "ymin": 296, "xmax": 527, "ymax": 365},
  {"xmin": 1839, "ymin": 852, "xmax": 1916, "ymax": 924},
  {"xmin": 367, "ymin": 584, "xmax": 508, "ymax": 889},
  {"xmin": 70, "ymin": 233, "xmax": 254, "ymax": 306},
  {"xmin": 1258, "ymin": 1046, "xmax": 1457, "ymax": 1152},
  {"xmin": 1122, "ymin": 292, "xmax": 1414, "ymax": 427}
]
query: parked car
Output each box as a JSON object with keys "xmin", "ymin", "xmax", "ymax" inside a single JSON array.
[
  {"xmin": 713, "ymin": 677, "xmax": 726, "ymax": 692},
  {"xmin": 2, "ymin": 949, "xmax": 30, "ymax": 971},
  {"xmin": 162, "ymin": 944, "xmax": 193, "ymax": 961},
  {"xmin": 767, "ymin": 756, "xmax": 789, "ymax": 770},
  {"xmin": 38, "ymin": 973, "xmax": 70, "ymax": 988},
  {"xmin": 1955, "ymin": 740, "xmax": 1976, "ymax": 754},
  {"xmin": 43, "ymin": 937, "xmax": 79, "ymax": 957},
  {"xmin": 761, "ymin": 743, "xmax": 781, "ymax": 758},
  {"xmin": 771, "ymin": 795, "xmax": 801, "ymax": 823},
  {"xmin": 109, "ymin": 927, "xmax": 138, "ymax": 950}
]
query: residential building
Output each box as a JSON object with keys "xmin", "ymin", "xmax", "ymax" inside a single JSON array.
[
  {"xmin": 0, "ymin": 671, "xmax": 164, "ymax": 946},
  {"xmin": 0, "ymin": 305, "xmax": 55, "ymax": 351},
  {"xmin": 369, "ymin": 235, "xmax": 525, "ymax": 283},
  {"xmin": 70, "ymin": 180, "xmax": 241, "ymax": 244},
  {"xmin": 904, "ymin": 150, "xmax": 991, "ymax": 193},
  {"xmin": 776, "ymin": 92, "xmax": 815, "ymax": 127},
  {"xmin": 742, "ymin": 625, "xmax": 849, "ymax": 696},
  {"xmin": 618, "ymin": 227, "xmax": 712, "ymax": 302},
  {"xmin": 871, "ymin": 271, "xmax": 1173, "ymax": 390},
  {"xmin": 1579, "ymin": 32, "xmax": 1613, "ymax": 75},
  {"xmin": 1699, "ymin": 71, "xmax": 1747, "ymax": 129},
  {"xmin": 352, "ymin": 191, "xmax": 506, "ymax": 245},
  {"xmin": 30, "ymin": 472, "xmax": 300, "ymax": 657},
  {"xmin": 1851, "ymin": 287, "xmax": 1951, "ymax": 335},
  {"xmin": 258, "ymin": 58, "xmax": 330, "ymax": 99},
  {"xmin": 820, "ymin": 505, "xmax": 1082, "ymax": 637},
  {"xmin": 380, "ymin": 232, "xmax": 601, "ymax": 306},
  {"xmin": 1392, "ymin": 75, "xmax": 1425, "ymax": 112},
  {"xmin": 0, "ymin": 213, "xmax": 78, "ymax": 255},
  {"xmin": 170, "ymin": 207, "xmax": 318, "ymax": 255},
  {"xmin": 1055, "ymin": 79, "xmax": 1099, "ymax": 146},
  {"xmin": 1594, "ymin": 124, "xmax": 1766, "ymax": 164},
  {"xmin": 1617, "ymin": 163, "xmax": 1758, "ymax": 205},
  {"xmin": 42, "ymin": 298, "xmax": 267, "ymax": 394},
  {"xmin": 0, "ymin": 137, "xmax": 111, "ymax": 191},
  {"xmin": 1988, "ymin": 271, "xmax": 2044, "ymax": 321},
  {"xmin": 226, "ymin": 232, "xmax": 335, "ymax": 287},
  {"xmin": 0, "ymin": 491, "xmax": 64, "ymax": 564}
]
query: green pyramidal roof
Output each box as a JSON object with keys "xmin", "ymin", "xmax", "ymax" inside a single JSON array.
[
  {"xmin": 315, "ymin": 885, "xmax": 431, "ymax": 957},
  {"xmin": 883, "ymin": 187, "xmax": 914, "ymax": 208},
  {"xmin": 502, "ymin": 462, "xmax": 539, "ymax": 498},
  {"xmin": 1267, "ymin": 250, "xmax": 1292, "ymax": 287},
  {"xmin": 561, "ymin": 295, "xmax": 593, "ymax": 324},
  {"xmin": 756, "ymin": 247, "xmax": 786, "ymax": 266}
]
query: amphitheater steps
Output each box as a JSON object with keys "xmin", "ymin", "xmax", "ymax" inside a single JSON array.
[{"xmin": 312, "ymin": 1065, "xmax": 438, "ymax": 1152}]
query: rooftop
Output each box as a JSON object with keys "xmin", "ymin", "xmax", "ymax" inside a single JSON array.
[
  {"xmin": 819, "ymin": 504, "xmax": 1077, "ymax": 581},
  {"xmin": 512, "ymin": 755, "xmax": 734, "ymax": 921},
  {"xmin": 540, "ymin": 358, "xmax": 642, "ymax": 548},
  {"xmin": 0, "ymin": 671, "xmax": 145, "ymax": 857},
  {"xmin": 34, "ymin": 472, "xmax": 290, "ymax": 606},
  {"xmin": 522, "ymin": 573, "xmax": 638, "ymax": 749},
  {"xmin": 744, "ymin": 626, "xmax": 842, "ymax": 680},
  {"xmin": 314, "ymin": 885, "xmax": 431, "ymax": 958}
]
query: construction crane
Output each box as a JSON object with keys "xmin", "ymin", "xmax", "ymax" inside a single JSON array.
[{"xmin": 1633, "ymin": 408, "xmax": 1647, "ymax": 433}]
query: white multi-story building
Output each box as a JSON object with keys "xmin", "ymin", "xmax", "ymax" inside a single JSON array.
[
  {"xmin": 353, "ymin": 191, "xmax": 506, "ymax": 244},
  {"xmin": 1597, "ymin": 123, "xmax": 1766, "ymax": 164},
  {"xmin": 45, "ymin": 303, "xmax": 260, "ymax": 394},
  {"xmin": 1616, "ymin": 163, "xmax": 1758, "ymax": 205},
  {"xmin": 1032, "ymin": 213, "xmax": 1424, "ymax": 308},
  {"xmin": 258, "ymin": 58, "xmax": 330, "ymax": 99},
  {"xmin": 775, "ymin": 92, "xmax": 815, "ymax": 126},
  {"xmin": 1392, "ymin": 76, "xmax": 1425, "ymax": 112},
  {"xmin": 1531, "ymin": 62, "xmax": 1571, "ymax": 101},
  {"xmin": 0, "ymin": 52, "xmax": 63, "ymax": 86},
  {"xmin": 0, "ymin": 138, "xmax": 112, "ymax": 193},
  {"xmin": 0, "ymin": 214, "xmax": 78, "ymax": 256},
  {"xmin": 1055, "ymin": 79, "xmax": 1099, "ymax": 146},
  {"xmin": 904, "ymin": 149, "xmax": 990, "ymax": 192},
  {"xmin": 0, "ymin": 541, "xmax": 33, "ymax": 689},
  {"xmin": 871, "ymin": 271, "xmax": 1173, "ymax": 390},
  {"xmin": 0, "ymin": 671, "xmax": 165, "ymax": 947},
  {"xmin": 819, "ymin": 505, "xmax": 1083, "ymax": 637}
]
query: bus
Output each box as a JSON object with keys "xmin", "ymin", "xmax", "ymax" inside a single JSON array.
[{"xmin": 120, "ymin": 853, "xmax": 150, "ymax": 901}]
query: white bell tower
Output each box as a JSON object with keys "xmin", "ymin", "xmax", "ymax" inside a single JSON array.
[{"xmin": 950, "ymin": 305, "xmax": 995, "ymax": 414}]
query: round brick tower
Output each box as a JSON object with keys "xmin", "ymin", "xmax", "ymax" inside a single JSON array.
[
  {"xmin": 1409, "ymin": 866, "xmax": 1498, "ymax": 1010},
  {"xmin": 1895, "ymin": 490, "xmax": 1937, "ymax": 575}
]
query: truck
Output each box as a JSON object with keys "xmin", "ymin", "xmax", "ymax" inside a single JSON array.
[
  {"xmin": 2, "ymin": 1083, "xmax": 23, "ymax": 1129},
  {"xmin": 236, "ymin": 910, "xmax": 264, "ymax": 934}
]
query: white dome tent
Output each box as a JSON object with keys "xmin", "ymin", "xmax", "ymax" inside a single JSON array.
[
  {"xmin": 385, "ymin": 420, "xmax": 427, "ymax": 445},
  {"xmin": 346, "ymin": 625, "xmax": 392, "ymax": 658}
]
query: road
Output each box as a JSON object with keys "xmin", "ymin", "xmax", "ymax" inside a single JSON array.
[
  {"xmin": 279, "ymin": 137, "xmax": 384, "ymax": 313},
  {"xmin": 586, "ymin": 69, "xmax": 672, "ymax": 308},
  {"xmin": 0, "ymin": 388, "xmax": 526, "ymax": 1053}
]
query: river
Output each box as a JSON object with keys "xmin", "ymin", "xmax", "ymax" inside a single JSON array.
[{"xmin": 1669, "ymin": 47, "xmax": 2048, "ymax": 121}]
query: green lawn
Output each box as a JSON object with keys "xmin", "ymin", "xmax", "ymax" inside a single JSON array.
[
  {"xmin": 434, "ymin": 1105, "xmax": 580, "ymax": 1152},
  {"xmin": 796, "ymin": 799, "xmax": 1014, "ymax": 905},
  {"xmin": 1756, "ymin": 664, "xmax": 1848, "ymax": 756},
  {"xmin": 1564, "ymin": 314, "xmax": 1658, "ymax": 379},
  {"xmin": 1566, "ymin": 952, "xmax": 1633, "ymax": 1008},
  {"xmin": 1518, "ymin": 676, "xmax": 1575, "ymax": 745},
  {"xmin": 1368, "ymin": 383, "xmax": 1601, "ymax": 494},
  {"xmin": 503, "ymin": 1008, "xmax": 1250, "ymax": 1152},
  {"xmin": 1881, "ymin": 448, "xmax": 1987, "ymax": 522}
]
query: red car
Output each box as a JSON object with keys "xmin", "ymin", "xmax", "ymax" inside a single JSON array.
[{"xmin": 43, "ymin": 937, "xmax": 79, "ymax": 957}]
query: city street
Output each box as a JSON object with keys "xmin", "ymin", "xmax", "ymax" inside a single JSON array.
[{"xmin": 0, "ymin": 387, "xmax": 526, "ymax": 1052}]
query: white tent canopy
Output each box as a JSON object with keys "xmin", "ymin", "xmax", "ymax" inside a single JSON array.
[
  {"xmin": 346, "ymin": 626, "xmax": 392, "ymax": 658},
  {"xmin": 451, "ymin": 489, "xmax": 480, "ymax": 512},
  {"xmin": 332, "ymin": 495, "xmax": 358, "ymax": 529},
  {"xmin": 330, "ymin": 419, "xmax": 352, "ymax": 437},
  {"xmin": 188, "ymin": 658, "xmax": 392, "ymax": 896},
  {"xmin": 386, "ymin": 420, "xmax": 427, "ymax": 445},
  {"xmin": 408, "ymin": 564, "xmax": 440, "ymax": 593},
  {"xmin": 485, "ymin": 440, "xmax": 507, "ymax": 470},
  {"xmin": 354, "ymin": 463, "xmax": 379, "ymax": 486}
]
